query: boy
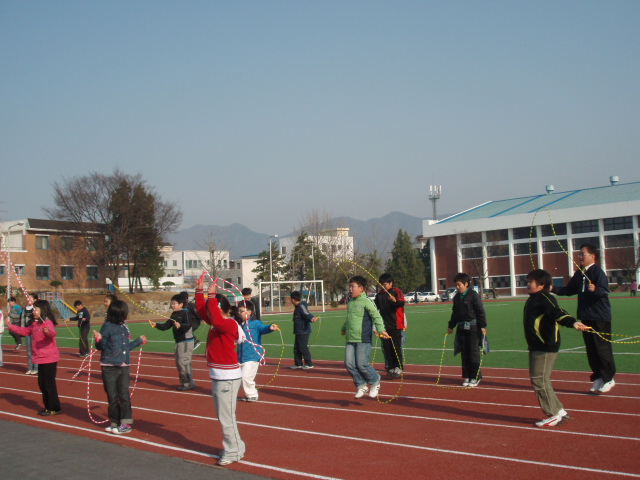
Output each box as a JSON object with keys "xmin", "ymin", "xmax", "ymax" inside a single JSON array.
[
  {"xmin": 290, "ymin": 291, "xmax": 319, "ymax": 369},
  {"xmin": 150, "ymin": 294, "xmax": 196, "ymax": 391},
  {"xmin": 342, "ymin": 276, "xmax": 388, "ymax": 399},
  {"xmin": 8, "ymin": 297, "xmax": 23, "ymax": 350},
  {"xmin": 241, "ymin": 287, "xmax": 262, "ymax": 320},
  {"xmin": 447, "ymin": 273, "xmax": 487, "ymax": 387},
  {"xmin": 525, "ymin": 269, "xmax": 586, "ymax": 427},
  {"xmin": 180, "ymin": 291, "xmax": 202, "ymax": 350},
  {"xmin": 65, "ymin": 300, "xmax": 91, "ymax": 357},
  {"xmin": 374, "ymin": 273, "xmax": 406, "ymax": 378}
]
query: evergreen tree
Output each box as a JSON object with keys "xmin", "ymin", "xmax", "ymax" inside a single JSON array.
[
  {"xmin": 386, "ymin": 229, "xmax": 425, "ymax": 293},
  {"xmin": 286, "ymin": 232, "xmax": 314, "ymax": 282},
  {"xmin": 252, "ymin": 241, "xmax": 285, "ymax": 284},
  {"xmin": 419, "ymin": 240, "xmax": 432, "ymax": 290}
]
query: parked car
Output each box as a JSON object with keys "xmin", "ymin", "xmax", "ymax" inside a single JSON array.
[
  {"xmin": 422, "ymin": 291, "xmax": 441, "ymax": 302},
  {"xmin": 441, "ymin": 287, "xmax": 457, "ymax": 302},
  {"xmin": 405, "ymin": 292, "xmax": 427, "ymax": 303}
]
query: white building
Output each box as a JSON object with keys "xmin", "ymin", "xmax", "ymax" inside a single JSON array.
[{"xmin": 279, "ymin": 227, "xmax": 354, "ymax": 263}]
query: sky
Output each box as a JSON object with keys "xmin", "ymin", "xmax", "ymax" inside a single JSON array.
[{"xmin": 1, "ymin": 1, "xmax": 639, "ymax": 235}]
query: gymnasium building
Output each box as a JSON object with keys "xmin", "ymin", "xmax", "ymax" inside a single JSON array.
[{"xmin": 421, "ymin": 177, "xmax": 640, "ymax": 296}]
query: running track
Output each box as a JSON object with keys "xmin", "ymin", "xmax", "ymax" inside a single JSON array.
[{"xmin": 1, "ymin": 345, "xmax": 639, "ymax": 479}]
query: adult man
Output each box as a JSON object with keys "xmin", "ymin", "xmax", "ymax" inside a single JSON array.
[
  {"xmin": 552, "ymin": 244, "xmax": 616, "ymax": 393},
  {"xmin": 241, "ymin": 288, "xmax": 261, "ymax": 320}
]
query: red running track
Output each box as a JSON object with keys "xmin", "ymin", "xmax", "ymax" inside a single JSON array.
[{"xmin": 1, "ymin": 346, "xmax": 639, "ymax": 479}]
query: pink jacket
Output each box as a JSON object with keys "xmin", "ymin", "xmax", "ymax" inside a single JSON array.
[{"xmin": 8, "ymin": 319, "xmax": 60, "ymax": 364}]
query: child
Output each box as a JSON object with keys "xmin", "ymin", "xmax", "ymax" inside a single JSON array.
[
  {"xmin": 342, "ymin": 276, "xmax": 388, "ymax": 399},
  {"xmin": 524, "ymin": 269, "xmax": 586, "ymax": 427},
  {"xmin": 235, "ymin": 301, "xmax": 277, "ymax": 402},
  {"xmin": 0, "ymin": 310, "xmax": 4, "ymax": 367},
  {"xmin": 6, "ymin": 299, "xmax": 62, "ymax": 416},
  {"xmin": 93, "ymin": 300, "xmax": 146, "ymax": 434},
  {"xmin": 22, "ymin": 303, "xmax": 39, "ymax": 375},
  {"xmin": 150, "ymin": 294, "xmax": 196, "ymax": 391},
  {"xmin": 374, "ymin": 273, "xmax": 406, "ymax": 378},
  {"xmin": 180, "ymin": 290, "xmax": 203, "ymax": 350},
  {"xmin": 195, "ymin": 277, "xmax": 246, "ymax": 466},
  {"xmin": 65, "ymin": 300, "xmax": 91, "ymax": 357},
  {"xmin": 289, "ymin": 291, "xmax": 319, "ymax": 370},
  {"xmin": 103, "ymin": 294, "xmax": 117, "ymax": 323},
  {"xmin": 447, "ymin": 273, "xmax": 487, "ymax": 387},
  {"xmin": 8, "ymin": 296, "xmax": 23, "ymax": 350}
]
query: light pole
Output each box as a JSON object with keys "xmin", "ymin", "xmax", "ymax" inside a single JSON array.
[
  {"xmin": 5, "ymin": 221, "xmax": 25, "ymax": 302},
  {"xmin": 269, "ymin": 234, "xmax": 278, "ymax": 312},
  {"xmin": 311, "ymin": 242, "xmax": 317, "ymax": 306}
]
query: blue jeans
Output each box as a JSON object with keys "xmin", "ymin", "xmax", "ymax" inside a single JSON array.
[{"xmin": 345, "ymin": 342, "xmax": 380, "ymax": 388}]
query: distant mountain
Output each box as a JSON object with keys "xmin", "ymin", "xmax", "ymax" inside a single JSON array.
[{"xmin": 166, "ymin": 212, "xmax": 450, "ymax": 258}]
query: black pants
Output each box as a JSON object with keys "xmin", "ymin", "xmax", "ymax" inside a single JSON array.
[
  {"xmin": 458, "ymin": 326, "xmax": 482, "ymax": 380},
  {"xmin": 293, "ymin": 334, "xmax": 312, "ymax": 367},
  {"xmin": 9, "ymin": 326, "xmax": 22, "ymax": 346},
  {"xmin": 79, "ymin": 326, "xmax": 90, "ymax": 356},
  {"xmin": 382, "ymin": 330, "xmax": 404, "ymax": 370},
  {"xmin": 38, "ymin": 362, "xmax": 61, "ymax": 412},
  {"xmin": 582, "ymin": 320, "xmax": 616, "ymax": 383},
  {"xmin": 102, "ymin": 366, "xmax": 133, "ymax": 425}
]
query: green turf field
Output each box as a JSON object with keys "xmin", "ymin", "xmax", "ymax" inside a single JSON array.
[{"xmin": 43, "ymin": 295, "xmax": 640, "ymax": 374}]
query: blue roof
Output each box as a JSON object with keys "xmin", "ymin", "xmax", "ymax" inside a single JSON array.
[{"xmin": 439, "ymin": 182, "xmax": 640, "ymax": 223}]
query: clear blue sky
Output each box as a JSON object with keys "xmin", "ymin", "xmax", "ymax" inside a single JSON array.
[{"xmin": 1, "ymin": 1, "xmax": 639, "ymax": 234}]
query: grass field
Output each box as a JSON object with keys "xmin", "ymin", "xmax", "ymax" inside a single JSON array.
[{"xmin": 39, "ymin": 294, "xmax": 640, "ymax": 374}]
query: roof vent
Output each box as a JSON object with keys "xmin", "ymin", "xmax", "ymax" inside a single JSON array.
[
  {"xmin": 546, "ymin": 185, "xmax": 554, "ymax": 194},
  {"xmin": 610, "ymin": 175, "xmax": 619, "ymax": 186}
]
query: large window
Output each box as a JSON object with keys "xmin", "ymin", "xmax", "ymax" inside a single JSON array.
[
  {"xmin": 86, "ymin": 237, "xmax": 98, "ymax": 251},
  {"xmin": 515, "ymin": 275, "xmax": 528, "ymax": 287},
  {"xmin": 36, "ymin": 235, "xmax": 50, "ymax": 250},
  {"xmin": 514, "ymin": 242, "xmax": 538, "ymax": 255},
  {"xmin": 571, "ymin": 220, "xmax": 599, "ymax": 234},
  {"xmin": 513, "ymin": 226, "xmax": 536, "ymax": 240},
  {"xmin": 542, "ymin": 240, "xmax": 568, "ymax": 253},
  {"xmin": 61, "ymin": 266, "xmax": 74, "ymax": 280},
  {"xmin": 87, "ymin": 266, "xmax": 99, "ymax": 280},
  {"xmin": 605, "ymin": 234, "xmax": 634, "ymax": 248},
  {"xmin": 486, "ymin": 229, "xmax": 508, "ymax": 242},
  {"xmin": 489, "ymin": 276, "xmax": 511, "ymax": 288},
  {"xmin": 487, "ymin": 245, "xmax": 508, "ymax": 257},
  {"xmin": 186, "ymin": 260, "xmax": 202, "ymax": 269},
  {"xmin": 572, "ymin": 237, "xmax": 600, "ymax": 250},
  {"xmin": 604, "ymin": 216, "xmax": 632, "ymax": 231},
  {"xmin": 460, "ymin": 232, "xmax": 482, "ymax": 244},
  {"xmin": 0, "ymin": 265, "xmax": 5, "ymax": 275},
  {"xmin": 14, "ymin": 265, "xmax": 25, "ymax": 275},
  {"xmin": 541, "ymin": 223, "xmax": 567, "ymax": 237},
  {"xmin": 36, "ymin": 265, "xmax": 50, "ymax": 280},
  {"xmin": 60, "ymin": 236, "xmax": 74, "ymax": 251},
  {"xmin": 461, "ymin": 247, "xmax": 483, "ymax": 259}
]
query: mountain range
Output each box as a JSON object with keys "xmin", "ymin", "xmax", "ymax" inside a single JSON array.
[{"xmin": 165, "ymin": 211, "xmax": 443, "ymax": 258}]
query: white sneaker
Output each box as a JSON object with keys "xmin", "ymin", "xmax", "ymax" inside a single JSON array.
[
  {"xmin": 589, "ymin": 378, "xmax": 604, "ymax": 392},
  {"xmin": 369, "ymin": 382, "xmax": 381, "ymax": 398},
  {"xmin": 469, "ymin": 379, "xmax": 480, "ymax": 387},
  {"xmin": 598, "ymin": 379, "xmax": 615, "ymax": 393},
  {"xmin": 354, "ymin": 385, "xmax": 369, "ymax": 399},
  {"xmin": 535, "ymin": 415, "xmax": 562, "ymax": 427},
  {"xmin": 105, "ymin": 426, "xmax": 117, "ymax": 433},
  {"xmin": 558, "ymin": 409, "xmax": 571, "ymax": 420},
  {"xmin": 462, "ymin": 378, "xmax": 470, "ymax": 387}
]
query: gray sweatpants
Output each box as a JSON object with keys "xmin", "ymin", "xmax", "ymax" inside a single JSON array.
[
  {"xmin": 211, "ymin": 378, "xmax": 245, "ymax": 461},
  {"xmin": 174, "ymin": 341, "xmax": 195, "ymax": 387}
]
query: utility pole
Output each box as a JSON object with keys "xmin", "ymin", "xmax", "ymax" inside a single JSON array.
[{"xmin": 429, "ymin": 185, "xmax": 442, "ymax": 221}]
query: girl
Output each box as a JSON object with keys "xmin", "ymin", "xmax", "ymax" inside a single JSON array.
[
  {"xmin": 234, "ymin": 301, "xmax": 277, "ymax": 402},
  {"xmin": 195, "ymin": 278, "xmax": 246, "ymax": 466},
  {"xmin": 103, "ymin": 294, "xmax": 117, "ymax": 323},
  {"xmin": 6, "ymin": 299, "xmax": 61, "ymax": 415},
  {"xmin": 93, "ymin": 299, "xmax": 146, "ymax": 435}
]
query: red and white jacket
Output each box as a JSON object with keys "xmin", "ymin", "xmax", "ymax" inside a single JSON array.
[{"xmin": 195, "ymin": 290, "xmax": 241, "ymax": 380}]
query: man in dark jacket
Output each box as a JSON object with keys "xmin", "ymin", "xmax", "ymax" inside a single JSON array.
[
  {"xmin": 552, "ymin": 244, "xmax": 616, "ymax": 393},
  {"xmin": 290, "ymin": 291, "xmax": 318, "ymax": 369}
]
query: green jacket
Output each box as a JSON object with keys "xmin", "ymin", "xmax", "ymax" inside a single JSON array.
[{"xmin": 341, "ymin": 293, "xmax": 385, "ymax": 343}]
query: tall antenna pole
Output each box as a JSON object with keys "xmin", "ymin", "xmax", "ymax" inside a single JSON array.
[{"xmin": 429, "ymin": 185, "xmax": 442, "ymax": 221}]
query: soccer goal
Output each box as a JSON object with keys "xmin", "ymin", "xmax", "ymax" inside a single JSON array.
[{"xmin": 258, "ymin": 280, "xmax": 325, "ymax": 314}]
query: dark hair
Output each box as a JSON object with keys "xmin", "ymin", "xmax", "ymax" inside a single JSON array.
[
  {"xmin": 107, "ymin": 300, "xmax": 128, "ymax": 324},
  {"xmin": 378, "ymin": 273, "xmax": 394, "ymax": 285},
  {"xmin": 216, "ymin": 293, "xmax": 231, "ymax": 315},
  {"xmin": 579, "ymin": 243, "xmax": 599, "ymax": 261},
  {"xmin": 73, "ymin": 300, "xmax": 83, "ymax": 307},
  {"xmin": 105, "ymin": 293, "xmax": 117, "ymax": 303},
  {"xmin": 9, "ymin": 296, "xmax": 17, "ymax": 303},
  {"xmin": 453, "ymin": 272, "xmax": 471, "ymax": 285},
  {"xmin": 230, "ymin": 305, "xmax": 242, "ymax": 324},
  {"xmin": 349, "ymin": 276, "xmax": 367, "ymax": 289},
  {"xmin": 290, "ymin": 291, "xmax": 302, "ymax": 302},
  {"xmin": 526, "ymin": 269, "xmax": 552, "ymax": 290},
  {"xmin": 32, "ymin": 294, "xmax": 39, "ymax": 301},
  {"xmin": 243, "ymin": 300, "xmax": 255, "ymax": 313},
  {"xmin": 171, "ymin": 294, "xmax": 186, "ymax": 307},
  {"xmin": 241, "ymin": 288, "xmax": 252, "ymax": 296},
  {"xmin": 33, "ymin": 299, "xmax": 57, "ymax": 325}
]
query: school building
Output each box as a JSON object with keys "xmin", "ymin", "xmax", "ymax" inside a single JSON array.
[{"xmin": 420, "ymin": 178, "xmax": 640, "ymax": 296}]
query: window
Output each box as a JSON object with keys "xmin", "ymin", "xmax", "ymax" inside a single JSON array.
[
  {"xmin": 36, "ymin": 235, "xmax": 50, "ymax": 250},
  {"xmin": 604, "ymin": 216, "xmax": 632, "ymax": 231},
  {"xmin": 607, "ymin": 270, "xmax": 627, "ymax": 285},
  {"xmin": 186, "ymin": 260, "xmax": 202, "ymax": 269},
  {"xmin": 513, "ymin": 226, "xmax": 536, "ymax": 240},
  {"xmin": 61, "ymin": 266, "xmax": 74, "ymax": 280},
  {"xmin": 36, "ymin": 265, "xmax": 50, "ymax": 280},
  {"xmin": 281, "ymin": 246, "xmax": 287, "ymax": 255},
  {"xmin": 542, "ymin": 240, "xmax": 568, "ymax": 253},
  {"xmin": 461, "ymin": 232, "xmax": 482, "ymax": 245},
  {"xmin": 87, "ymin": 266, "xmax": 99, "ymax": 280},
  {"xmin": 172, "ymin": 260, "xmax": 177, "ymax": 267},
  {"xmin": 605, "ymin": 234, "xmax": 634, "ymax": 248},
  {"xmin": 489, "ymin": 276, "xmax": 511, "ymax": 288},
  {"xmin": 487, "ymin": 245, "xmax": 508, "ymax": 257},
  {"xmin": 461, "ymin": 247, "xmax": 482, "ymax": 259},
  {"xmin": 541, "ymin": 224, "xmax": 567, "ymax": 237},
  {"xmin": 86, "ymin": 237, "xmax": 98, "ymax": 251},
  {"xmin": 514, "ymin": 242, "xmax": 537, "ymax": 255},
  {"xmin": 60, "ymin": 236, "xmax": 74, "ymax": 251},
  {"xmin": 571, "ymin": 220, "xmax": 599, "ymax": 234},
  {"xmin": 0, "ymin": 265, "xmax": 5, "ymax": 275},
  {"xmin": 572, "ymin": 237, "xmax": 600, "ymax": 250},
  {"xmin": 439, "ymin": 278, "xmax": 446, "ymax": 291},
  {"xmin": 515, "ymin": 275, "xmax": 528, "ymax": 287},
  {"xmin": 163, "ymin": 261, "xmax": 168, "ymax": 267},
  {"xmin": 14, "ymin": 265, "xmax": 25, "ymax": 275},
  {"xmin": 486, "ymin": 229, "xmax": 508, "ymax": 242}
]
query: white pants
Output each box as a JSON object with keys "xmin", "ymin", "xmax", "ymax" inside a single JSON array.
[
  {"xmin": 240, "ymin": 361, "xmax": 260, "ymax": 398},
  {"xmin": 211, "ymin": 378, "xmax": 245, "ymax": 461}
]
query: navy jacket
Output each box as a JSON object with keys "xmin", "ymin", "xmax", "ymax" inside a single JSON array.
[
  {"xmin": 554, "ymin": 263, "xmax": 611, "ymax": 322},
  {"xmin": 292, "ymin": 301, "xmax": 315, "ymax": 335}
]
